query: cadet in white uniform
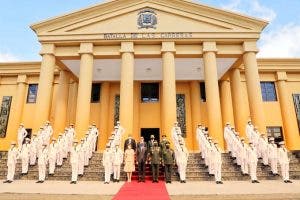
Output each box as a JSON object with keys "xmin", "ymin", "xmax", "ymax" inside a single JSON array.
[
  {"xmin": 3, "ymin": 141, "xmax": 19, "ymax": 183},
  {"xmin": 278, "ymin": 141, "xmax": 292, "ymax": 183},
  {"xmin": 70, "ymin": 140, "xmax": 79, "ymax": 184},
  {"xmin": 56, "ymin": 134, "xmax": 64, "ymax": 166},
  {"xmin": 239, "ymin": 138, "xmax": 249, "ymax": 175},
  {"xmin": 212, "ymin": 141, "xmax": 223, "ymax": 184},
  {"xmin": 103, "ymin": 144, "xmax": 112, "ymax": 184},
  {"xmin": 17, "ymin": 123, "xmax": 28, "ymax": 148},
  {"xmin": 37, "ymin": 144, "xmax": 48, "ymax": 183},
  {"xmin": 177, "ymin": 143, "xmax": 189, "ymax": 183},
  {"xmin": 246, "ymin": 120, "xmax": 254, "ymax": 143},
  {"xmin": 258, "ymin": 134, "xmax": 269, "ymax": 165},
  {"xmin": 268, "ymin": 137, "xmax": 279, "ymax": 175},
  {"xmin": 223, "ymin": 123, "xmax": 232, "ymax": 153},
  {"xmin": 67, "ymin": 124, "xmax": 76, "ymax": 153},
  {"xmin": 112, "ymin": 144, "xmax": 123, "ymax": 182},
  {"xmin": 78, "ymin": 139, "xmax": 86, "ymax": 176},
  {"xmin": 30, "ymin": 134, "xmax": 38, "ymax": 166},
  {"xmin": 91, "ymin": 124, "xmax": 99, "ymax": 152},
  {"xmin": 247, "ymin": 143, "xmax": 259, "ymax": 183},
  {"xmin": 20, "ymin": 138, "xmax": 30, "ymax": 175},
  {"xmin": 48, "ymin": 138, "xmax": 57, "ymax": 175},
  {"xmin": 44, "ymin": 121, "xmax": 53, "ymax": 145}
]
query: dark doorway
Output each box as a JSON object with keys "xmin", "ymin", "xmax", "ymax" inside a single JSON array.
[{"xmin": 141, "ymin": 128, "xmax": 160, "ymax": 144}]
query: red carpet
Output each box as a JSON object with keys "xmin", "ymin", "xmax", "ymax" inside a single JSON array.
[{"xmin": 113, "ymin": 181, "xmax": 170, "ymax": 200}]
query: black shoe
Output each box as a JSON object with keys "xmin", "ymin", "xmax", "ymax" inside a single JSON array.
[
  {"xmin": 73, "ymin": 181, "xmax": 77, "ymax": 184},
  {"xmin": 117, "ymin": 180, "xmax": 120, "ymax": 182},
  {"xmin": 252, "ymin": 180, "xmax": 256, "ymax": 183},
  {"xmin": 183, "ymin": 180, "xmax": 186, "ymax": 183},
  {"xmin": 36, "ymin": 181, "xmax": 41, "ymax": 183},
  {"xmin": 219, "ymin": 181, "xmax": 223, "ymax": 184},
  {"xmin": 3, "ymin": 180, "xmax": 9, "ymax": 183},
  {"xmin": 287, "ymin": 180, "xmax": 293, "ymax": 183},
  {"xmin": 216, "ymin": 181, "xmax": 219, "ymax": 184},
  {"xmin": 40, "ymin": 181, "xmax": 44, "ymax": 183},
  {"xmin": 8, "ymin": 180, "xmax": 13, "ymax": 183},
  {"xmin": 255, "ymin": 180, "xmax": 260, "ymax": 183}
]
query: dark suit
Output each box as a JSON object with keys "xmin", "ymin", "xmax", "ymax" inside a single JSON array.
[
  {"xmin": 124, "ymin": 138, "xmax": 136, "ymax": 151},
  {"xmin": 136, "ymin": 142, "xmax": 148, "ymax": 181}
]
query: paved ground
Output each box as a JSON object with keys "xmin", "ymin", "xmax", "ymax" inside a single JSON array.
[{"xmin": 0, "ymin": 180, "xmax": 300, "ymax": 200}]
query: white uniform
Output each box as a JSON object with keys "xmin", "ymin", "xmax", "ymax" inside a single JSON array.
[
  {"xmin": 268, "ymin": 143, "xmax": 278, "ymax": 174},
  {"xmin": 78, "ymin": 143, "xmax": 86, "ymax": 175},
  {"xmin": 112, "ymin": 148, "xmax": 123, "ymax": 181},
  {"xmin": 103, "ymin": 149, "xmax": 112, "ymax": 183},
  {"xmin": 223, "ymin": 126, "xmax": 232, "ymax": 152},
  {"xmin": 91, "ymin": 127, "xmax": 99, "ymax": 152},
  {"xmin": 278, "ymin": 147, "xmax": 290, "ymax": 181},
  {"xmin": 48, "ymin": 142, "xmax": 57, "ymax": 174},
  {"xmin": 246, "ymin": 124, "xmax": 254, "ymax": 143},
  {"xmin": 17, "ymin": 127, "xmax": 28, "ymax": 148},
  {"xmin": 56, "ymin": 137, "xmax": 64, "ymax": 166},
  {"xmin": 38, "ymin": 148, "xmax": 48, "ymax": 181},
  {"xmin": 176, "ymin": 146, "xmax": 189, "ymax": 181},
  {"xmin": 6, "ymin": 146, "xmax": 19, "ymax": 181},
  {"xmin": 20, "ymin": 143, "xmax": 30, "ymax": 173},
  {"xmin": 67, "ymin": 128, "xmax": 76, "ymax": 152},
  {"xmin": 212, "ymin": 145, "xmax": 222, "ymax": 182},
  {"xmin": 30, "ymin": 136, "xmax": 38, "ymax": 165},
  {"xmin": 258, "ymin": 137, "xmax": 269, "ymax": 165},
  {"xmin": 239, "ymin": 142, "xmax": 249, "ymax": 174},
  {"xmin": 44, "ymin": 125, "xmax": 53, "ymax": 145},
  {"xmin": 247, "ymin": 146, "xmax": 258, "ymax": 181},
  {"xmin": 83, "ymin": 139, "xmax": 90, "ymax": 166},
  {"xmin": 70, "ymin": 145, "xmax": 79, "ymax": 182}
]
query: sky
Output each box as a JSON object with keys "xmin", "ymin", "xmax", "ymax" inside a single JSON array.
[{"xmin": 0, "ymin": 0, "xmax": 300, "ymax": 62}]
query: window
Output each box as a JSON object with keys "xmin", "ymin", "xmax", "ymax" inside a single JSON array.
[
  {"xmin": 91, "ymin": 83, "xmax": 101, "ymax": 103},
  {"xmin": 261, "ymin": 82, "xmax": 277, "ymax": 101},
  {"xmin": 141, "ymin": 83, "xmax": 159, "ymax": 102},
  {"xmin": 26, "ymin": 84, "xmax": 38, "ymax": 103},
  {"xmin": 293, "ymin": 94, "xmax": 300, "ymax": 132},
  {"xmin": 267, "ymin": 126, "xmax": 283, "ymax": 144},
  {"xmin": 200, "ymin": 82, "xmax": 206, "ymax": 102}
]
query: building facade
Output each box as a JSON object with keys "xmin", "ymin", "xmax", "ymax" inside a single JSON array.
[{"xmin": 0, "ymin": 0, "xmax": 300, "ymax": 151}]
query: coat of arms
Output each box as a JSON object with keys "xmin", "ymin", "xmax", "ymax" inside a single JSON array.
[{"xmin": 137, "ymin": 9, "xmax": 157, "ymax": 29}]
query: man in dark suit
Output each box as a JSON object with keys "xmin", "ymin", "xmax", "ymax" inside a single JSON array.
[
  {"xmin": 124, "ymin": 134, "xmax": 136, "ymax": 151},
  {"xmin": 136, "ymin": 136, "xmax": 148, "ymax": 182}
]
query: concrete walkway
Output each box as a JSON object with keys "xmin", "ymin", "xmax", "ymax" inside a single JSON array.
[{"xmin": 0, "ymin": 180, "xmax": 300, "ymax": 199}]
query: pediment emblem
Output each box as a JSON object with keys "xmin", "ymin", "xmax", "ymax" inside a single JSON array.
[{"xmin": 137, "ymin": 9, "xmax": 157, "ymax": 29}]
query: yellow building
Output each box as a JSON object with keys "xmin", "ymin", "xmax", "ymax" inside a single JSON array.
[{"xmin": 0, "ymin": 0, "xmax": 300, "ymax": 151}]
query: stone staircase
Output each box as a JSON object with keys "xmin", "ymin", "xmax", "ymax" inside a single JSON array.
[{"xmin": 1, "ymin": 151, "xmax": 300, "ymax": 182}]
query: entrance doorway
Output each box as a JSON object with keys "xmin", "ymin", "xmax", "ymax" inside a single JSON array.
[{"xmin": 140, "ymin": 128, "xmax": 160, "ymax": 144}]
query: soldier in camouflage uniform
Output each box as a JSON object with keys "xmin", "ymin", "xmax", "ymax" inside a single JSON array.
[
  {"xmin": 149, "ymin": 141, "xmax": 161, "ymax": 183},
  {"xmin": 162, "ymin": 142, "xmax": 175, "ymax": 183}
]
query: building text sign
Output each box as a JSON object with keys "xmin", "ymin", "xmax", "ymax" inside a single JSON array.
[{"xmin": 103, "ymin": 32, "xmax": 193, "ymax": 40}]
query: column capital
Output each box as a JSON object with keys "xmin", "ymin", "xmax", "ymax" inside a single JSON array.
[
  {"xmin": 40, "ymin": 43, "xmax": 55, "ymax": 56},
  {"xmin": 161, "ymin": 41, "xmax": 176, "ymax": 53},
  {"xmin": 79, "ymin": 43, "xmax": 94, "ymax": 55},
  {"xmin": 276, "ymin": 71, "xmax": 287, "ymax": 81},
  {"xmin": 120, "ymin": 42, "xmax": 134, "ymax": 53},
  {"xmin": 243, "ymin": 41, "xmax": 259, "ymax": 53},
  {"xmin": 17, "ymin": 74, "xmax": 27, "ymax": 84},
  {"xmin": 202, "ymin": 41, "xmax": 217, "ymax": 53}
]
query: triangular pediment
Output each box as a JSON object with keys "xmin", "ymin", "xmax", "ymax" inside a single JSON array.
[{"xmin": 31, "ymin": 0, "xmax": 268, "ymax": 40}]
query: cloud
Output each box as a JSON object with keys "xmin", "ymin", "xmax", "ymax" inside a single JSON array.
[
  {"xmin": 221, "ymin": 0, "xmax": 276, "ymax": 21},
  {"xmin": 257, "ymin": 23, "xmax": 300, "ymax": 58},
  {"xmin": 0, "ymin": 52, "xmax": 19, "ymax": 62}
]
